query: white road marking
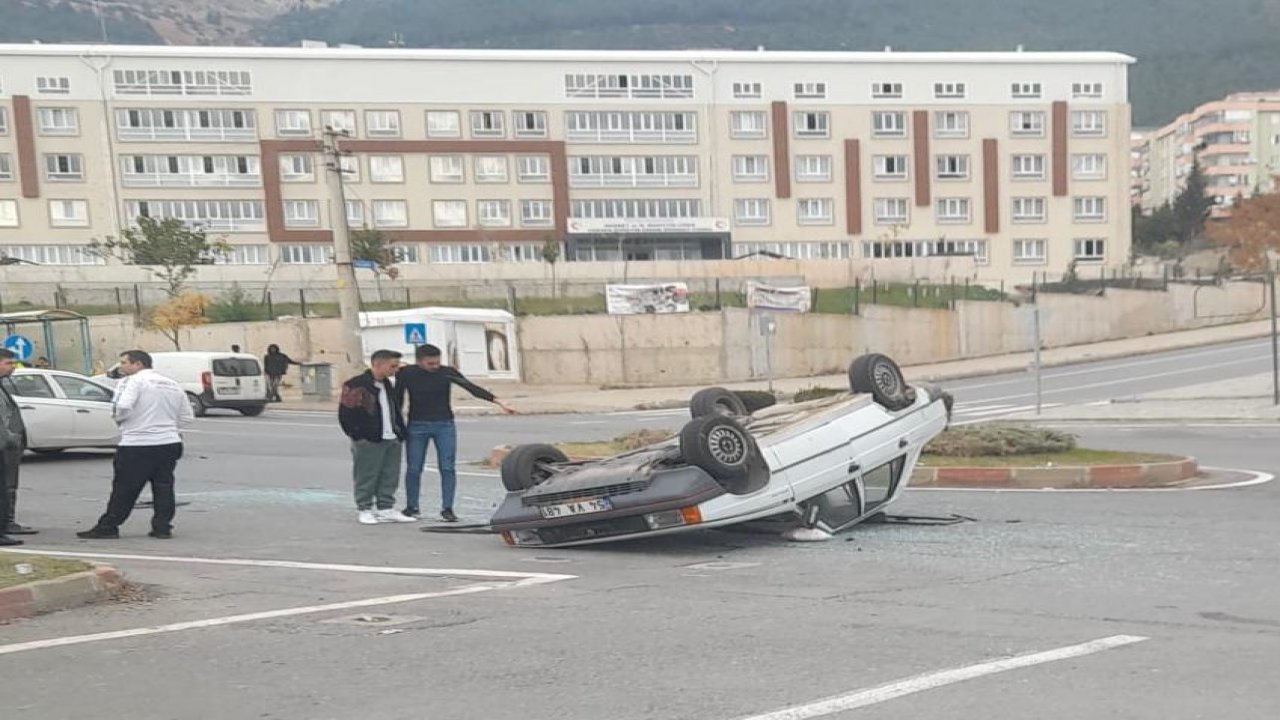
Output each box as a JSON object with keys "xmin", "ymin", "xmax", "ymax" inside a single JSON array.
[
  {"xmin": 955, "ymin": 403, "xmax": 1062, "ymax": 418},
  {"xmin": 910, "ymin": 468, "xmax": 1273, "ymax": 493},
  {"xmin": 733, "ymin": 634, "xmax": 1148, "ymax": 720}
]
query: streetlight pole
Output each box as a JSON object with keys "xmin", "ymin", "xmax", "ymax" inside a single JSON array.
[
  {"xmin": 1270, "ymin": 271, "xmax": 1279, "ymax": 405},
  {"xmin": 323, "ymin": 128, "xmax": 366, "ymax": 379}
]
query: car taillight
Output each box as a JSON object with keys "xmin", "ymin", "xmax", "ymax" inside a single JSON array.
[{"xmin": 201, "ymin": 371, "xmax": 212, "ymax": 392}]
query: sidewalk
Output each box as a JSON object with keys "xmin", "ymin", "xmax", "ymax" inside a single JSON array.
[
  {"xmin": 276, "ymin": 319, "xmax": 1275, "ymax": 416},
  {"xmin": 1010, "ymin": 371, "xmax": 1280, "ymax": 423}
]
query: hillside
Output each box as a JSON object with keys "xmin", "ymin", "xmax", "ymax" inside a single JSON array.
[{"xmin": 4, "ymin": 0, "xmax": 1280, "ymax": 127}]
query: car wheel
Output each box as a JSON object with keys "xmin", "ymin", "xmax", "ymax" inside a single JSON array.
[
  {"xmin": 238, "ymin": 405, "xmax": 266, "ymax": 417},
  {"xmin": 848, "ymin": 354, "xmax": 913, "ymax": 411},
  {"xmin": 501, "ymin": 444, "xmax": 569, "ymax": 493},
  {"xmin": 689, "ymin": 387, "xmax": 748, "ymax": 418},
  {"xmin": 188, "ymin": 393, "xmax": 208, "ymax": 418},
  {"xmin": 679, "ymin": 415, "xmax": 756, "ymax": 481}
]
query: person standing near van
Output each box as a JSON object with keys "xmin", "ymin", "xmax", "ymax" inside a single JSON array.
[
  {"xmin": 78, "ymin": 350, "xmax": 195, "ymax": 539},
  {"xmin": 397, "ymin": 344, "xmax": 514, "ymax": 522},
  {"xmin": 264, "ymin": 344, "xmax": 300, "ymax": 403},
  {"xmin": 338, "ymin": 350, "xmax": 416, "ymax": 525},
  {"xmin": 0, "ymin": 348, "xmax": 28, "ymax": 546}
]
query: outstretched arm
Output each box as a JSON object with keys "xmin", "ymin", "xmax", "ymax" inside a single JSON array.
[{"xmin": 447, "ymin": 368, "xmax": 515, "ymax": 414}]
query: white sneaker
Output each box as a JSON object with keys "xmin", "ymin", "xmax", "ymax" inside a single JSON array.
[
  {"xmin": 377, "ymin": 509, "xmax": 418, "ymax": 523},
  {"xmin": 358, "ymin": 510, "xmax": 380, "ymax": 525}
]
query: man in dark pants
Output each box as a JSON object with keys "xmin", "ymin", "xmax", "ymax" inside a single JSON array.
[
  {"xmin": 264, "ymin": 344, "xmax": 300, "ymax": 403},
  {"xmin": 339, "ymin": 349, "xmax": 415, "ymax": 525},
  {"xmin": 0, "ymin": 349, "xmax": 25, "ymax": 546},
  {"xmin": 78, "ymin": 350, "xmax": 195, "ymax": 539},
  {"xmin": 397, "ymin": 344, "xmax": 514, "ymax": 522}
]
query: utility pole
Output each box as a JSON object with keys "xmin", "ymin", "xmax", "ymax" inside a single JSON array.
[
  {"xmin": 1033, "ymin": 304, "xmax": 1043, "ymax": 415},
  {"xmin": 1270, "ymin": 271, "xmax": 1279, "ymax": 405},
  {"xmin": 323, "ymin": 128, "xmax": 366, "ymax": 379}
]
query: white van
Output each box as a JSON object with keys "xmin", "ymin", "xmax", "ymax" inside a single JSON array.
[{"xmin": 102, "ymin": 352, "xmax": 268, "ymax": 417}]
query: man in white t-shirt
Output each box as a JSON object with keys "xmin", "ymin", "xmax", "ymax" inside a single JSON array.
[{"xmin": 338, "ymin": 349, "xmax": 415, "ymax": 525}]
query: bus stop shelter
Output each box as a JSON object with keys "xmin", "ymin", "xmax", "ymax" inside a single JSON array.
[{"xmin": 0, "ymin": 310, "xmax": 92, "ymax": 375}]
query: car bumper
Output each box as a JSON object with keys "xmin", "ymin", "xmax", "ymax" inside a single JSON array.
[{"xmin": 202, "ymin": 393, "xmax": 266, "ymax": 409}]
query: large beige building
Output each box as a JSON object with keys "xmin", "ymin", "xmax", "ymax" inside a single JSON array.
[{"xmin": 0, "ymin": 44, "xmax": 1133, "ymax": 281}]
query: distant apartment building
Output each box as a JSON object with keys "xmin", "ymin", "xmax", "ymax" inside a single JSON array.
[
  {"xmin": 1139, "ymin": 91, "xmax": 1280, "ymax": 217},
  {"xmin": 0, "ymin": 44, "xmax": 1133, "ymax": 280}
]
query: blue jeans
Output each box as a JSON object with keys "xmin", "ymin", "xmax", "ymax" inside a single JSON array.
[{"xmin": 404, "ymin": 420, "xmax": 458, "ymax": 512}]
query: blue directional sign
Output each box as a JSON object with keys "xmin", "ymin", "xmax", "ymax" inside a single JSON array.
[
  {"xmin": 2, "ymin": 334, "xmax": 34, "ymax": 361},
  {"xmin": 354, "ymin": 259, "xmax": 376, "ymax": 270},
  {"xmin": 403, "ymin": 323, "xmax": 427, "ymax": 346}
]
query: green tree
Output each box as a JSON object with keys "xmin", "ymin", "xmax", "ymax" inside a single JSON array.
[
  {"xmin": 541, "ymin": 235, "xmax": 562, "ymax": 298},
  {"xmin": 1132, "ymin": 202, "xmax": 1177, "ymax": 256},
  {"xmin": 349, "ymin": 228, "xmax": 399, "ymax": 280},
  {"xmin": 90, "ymin": 216, "xmax": 228, "ymax": 298},
  {"xmin": 1171, "ymin": 161, "xmax": 1214, "ymax": 246}
]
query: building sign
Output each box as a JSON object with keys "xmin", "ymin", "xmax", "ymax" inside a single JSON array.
[
  {"xmin": 605, "ymin": 283, "xmax": 691, "ymax": 315},
  {"xmin": 746, "ymin": 282, "xmax": 812, "ymax": 313},
  {"xmin": 568, "ymin": 217, "xmax": 730, "ymax": 235}
]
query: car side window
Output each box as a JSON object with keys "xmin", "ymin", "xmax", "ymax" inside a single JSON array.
[
  {"xmin": 3, "ymin": 375, "xmax": 56, "ymax": 399},
  {"xmin": 53, "ymin": 375, "xmax": 113, "ymax": 403}
]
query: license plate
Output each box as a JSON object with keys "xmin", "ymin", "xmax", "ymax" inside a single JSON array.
[
  {"xmin": 220, "ymin": 386, "xmax": 241, "ymax": 395},
  {"xmin": 538, "ymin": 497, "xmax": 613, "ymax": 519}
]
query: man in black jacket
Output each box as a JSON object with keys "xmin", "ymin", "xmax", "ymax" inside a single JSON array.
[
  {"xmin": 338, "ymin": 350, "xmax": 416, "ymax": 525},
  {"xmin": 0, "ymin": 349, "xmax": 26, "ymax": 546},
  {"xmin": 263, "ymin": 344, "xmax": 300, "ymax": 403},
  {"xmin": 397, "ymin": 344, "xmax": 513, "ymax": 521}
]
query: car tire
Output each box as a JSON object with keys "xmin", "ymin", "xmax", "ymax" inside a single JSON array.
[
  {"xmin": 501, "ymin": 444, "xmax": 569, "ymax": 493},
  {"xmin": 689, "ymin": 387, "xmax": 748, "ymax": 418},
  {"xmin": 188, "ymin": 393, "xmax": 208, "ymax": 418},
  {"xmin": 848, "ymin": 354, "xmax": 913, "ymax": 411},
  {"xmin": 679, "ymin": 415, "xmax": 756, "ymax": 482},
  {"xmin": 238, "ymin": 405, "xmax": 266, "ymax": 417}
]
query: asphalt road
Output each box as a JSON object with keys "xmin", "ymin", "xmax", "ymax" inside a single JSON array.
[{"xmin": 2, "ymin": 338, "xmax": 1279, "ymax": 720}]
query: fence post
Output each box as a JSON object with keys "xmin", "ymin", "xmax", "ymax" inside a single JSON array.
[
  {"xmin": 266, "ymin": 291, "xmax": 274, "ymax": 320},
  {"xmin": 404, "ymin": 286, "xmax": 411, "ymax": 309},
  {"xmin": 913, "ymin": 279, "xmax": 920, "ymax": 308},
  {"xmin": 1031, "ymin": 272, "xmax": 1038, "ymax": 304},
  {"xmin": 872, "ymin": 280, "xmax": 878, "ymax": 305},
  {"xmin": 115, "ymin": 287, "xmax": 123, "ymax": 315},
  {"xmin": 964, "ymin": 278, "xmax": 970, "ymax": 305},
  {"xmin": 715, "ymin": 278, "xmax": 722, "ymax": 310},
  {"xmin": 1000, "ymin": 279, "xmax": 1005, "ymax": 299},
  {"xmin": 133, "ymin": 284, "xmax": 142, "ymax": 317},
  {"xmin": 949, "ymin": 277, "xmax": 956, "ymax": 309},
  {"xmin": 54, "ymin": 285, "xmax": 63, "ymax": 309},
  {"xmin": 299, "ymin": 288, "xmax": 308, "ymax": 318},
  {"xmin": 506, "ymin": 284, "xmax": 518, "ymax": 315},
  {"xmin": 1100, "ymin": 264, "xmax": 1106, "ymax": 296},
  {"xmin": 853, "ymin": 278, "xmax": 861, "ymax": 316}
]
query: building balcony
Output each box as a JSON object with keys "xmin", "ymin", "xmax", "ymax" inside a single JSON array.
[
  {"xmin": 121, "ymin": 172, "xmax": 262, "ymax": 188},
  {"xmin": 567, "ymin": 128, "xmax": 697, "ymax": 144},
  {"xmin": 569, "ymin": 173, "xmax": 699, "ymax": 188},
  {"xmin": 117, "ymin": 127, "xmax": 259, "ymax": 142}
]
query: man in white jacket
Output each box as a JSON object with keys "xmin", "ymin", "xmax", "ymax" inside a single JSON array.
[{"xmin": 78, "ymin": 350, "xmax": 194, "ymax": 539}]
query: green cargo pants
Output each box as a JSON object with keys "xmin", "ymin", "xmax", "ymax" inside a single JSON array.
[{"xmin": 351, "ymin": 439, "xmax": 402, "ymax": 511}]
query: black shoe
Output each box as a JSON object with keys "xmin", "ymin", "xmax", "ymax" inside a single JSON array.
[
  {"xmin": 76, "ymin": 528, "xmax": 120, "ymax": 539},
  {"xmin": 148, "ymin": 530, "xmax": 173, "ymax": 539},
  {"xmin": 402, "ymin": 507, "xmax": 420, "ymax": 518},
  {"xmin": 5, "ymin": 523, "xmax": 38, "ymax": 535},
  {"xmin": 440, "ymin": 509, "xmax": 459, "ymax": 523},
  {"xmin": 0, "ymin": 536, "xmax": 23, "ymax": 546}
]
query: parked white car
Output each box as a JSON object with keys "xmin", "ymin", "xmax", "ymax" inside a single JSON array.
[
  {"xmin": 98, "ymin": 351, "xmax": 268, "ymax": 417},
  {"xmin": 0, "ymin": 369, "xmax": 119, "ymax": 453}
]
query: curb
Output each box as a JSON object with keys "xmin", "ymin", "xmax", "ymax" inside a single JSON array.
[
  {"xmin": 0, "ymin": 565, "xmax": 125, "ymax": 622},
  {"xmin": 912, "ymin": 456, "xmax": 1199, "ymax": 489}
]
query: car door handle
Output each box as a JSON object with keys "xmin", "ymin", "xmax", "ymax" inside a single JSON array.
[
  {"xmin": 18, "ymin": 405, "xmax": 34, "ymax": 410},
  {"xmin": 76, "ymin": 409, "xmax": 91, "ymax": 414},
  {"xmin": 898, "ymin": 438, "xmax": 909, "ymax": 448}
]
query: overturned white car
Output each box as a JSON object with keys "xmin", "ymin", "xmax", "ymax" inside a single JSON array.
[{"xmin": 490, "ymin": 354, "xmax": 953, "ymax": 547}]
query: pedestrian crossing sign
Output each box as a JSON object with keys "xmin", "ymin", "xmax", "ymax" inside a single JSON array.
[{"xmin": 404, "ymin": 323, "xmax": 427, "ymax": 346}]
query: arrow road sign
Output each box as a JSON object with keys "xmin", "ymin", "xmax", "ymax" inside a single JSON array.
[{"xmin": 2, "ymin": 335, "xmax": 34, "ymax": 361}]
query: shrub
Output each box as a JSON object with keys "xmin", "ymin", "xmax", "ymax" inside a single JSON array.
[
  {"xmin": 793, "ymin": 386, "xmax": 844, "ymax": 403},
  {"xmin": 207, "ymin": 284, "xmax": 266, "ymax": 323},
  {"xmin": 925, "ymin": 424, "xmax": 1077, "ymax": 457}
]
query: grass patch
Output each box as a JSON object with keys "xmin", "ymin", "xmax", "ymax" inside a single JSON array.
[
  {"xmin": 921, "ymin": 448, "xmax": 1182, "ymax": 467},
  {"xmin": 556, "ymin": 429, "xmax": 674, "ymax": 458},
  {"xmin": 0, "ymin": 552, "xmax": 92, "ymax": 590},
  {"xmin": 926, "ymin": 424, "xmax": 1077, "ymax": 457}
]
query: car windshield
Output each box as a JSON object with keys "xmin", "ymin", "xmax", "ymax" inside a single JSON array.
[{"xmin": 212, "ymin": 358, "xmax": 261, "ymax": 377}]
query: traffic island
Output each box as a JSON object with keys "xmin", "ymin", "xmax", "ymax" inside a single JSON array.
[{"xmin": 0, "ymin": 553, "xmax": 125, "ymax": 622}]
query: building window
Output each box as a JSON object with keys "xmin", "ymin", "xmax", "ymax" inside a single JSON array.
[
  {"xmin": 933, "ymin": 82, "xmax": 967, "ymax": 99},
  {"xmin": 474, "ymin": 155, "xmax": 510, "ymax": 183},
  {"xmin": 0, "ymin": 245, "xmax": 102, "ymax": 265},
  {"xmin": 275, "ymin": 110, "xmax": 312, "ymax": 137},
  {"xmin": 563, "ymin": 73, "xmax": 693, "ymax": 99},
  {"xmin": 429, "ymin": 155, "xmax": 465, "ymax": 183},
  {"xmin": 566, "ymin": 111, "xmax": 696, "ymax": 143},
  {"xmin": 1072, "ymin": 82, "xmax": 1104, "ymax": 99},
  {"xmin": 517, "ymin": 155, "xmax": 550, "ymax": 183},
  {"xmin": 392, "ymin": 245, "xmax": 421, "ymax": 264},
  {"xmin": 0, "ymin": 200, "xmax": 18, "ymax": 227},
  {"xmin": 1011, "ymin": 82, "xmax": 1042, "ymax": 99},
  {"xmin": 520, "ymin": 199, "xmax": 554, "ymax": 228},
  {"xmin": 737, "ymin": 242, "xmax": 851, "ymax": 260},
  {"xmin": 0, "ymin": 154, "xmax": 12, "ymax": 181},
  {"xmin": 49, "ymin": 200, "xmax": 90, "ymax": 228},
  {"xmin": 569, "ymin": 155, "xmax": 698, "ymax": 188},
  {"xmin": 280, "ymin": 244, "xmax": 332, "ymax": 265},
  {"xmin": 730, "ymin": 111, "xmax": 768, "ymax": 139},
  {"xmin": 734, "ymin": 198, "xmax": 771, "ymax": 226},
  {"xmin": 1072, "ymin": 111, "xmax": 1107, "ymax": 137},
  {"xmin": 1072, "ymin": 153, "xmax": 1107, "ymax": 179},
  {"xmin": 126, "ymin": 199, "xmax": 265, "ymax": 232},
  {"xmin": 934, "ymin": 111, "xmax": 969, "ymax": 138},
  {"xmin": 1010, "ymin": 111, "xmax": 1046, "ymax": 137},
  {"xmin": 935, "ymin": 197, "xmax": 971, "ymax": 224},
  {"xmin": 514, "ymin": 110, "xmax": 548, "ymax": 138},
  {"xmin": 794, "ymin": 82, "xmax": 827, "ymax": 100},
  {"xmin": 1073, "ymin": 196, "xmax": 1106, "ymax": 222},
  {"xmin": 1075, "ymin": 238, "xmax": 1106, "ymax": 261},
  {"xmin": 320, "ymin": 110, "xmax": 356, "ymax": 135},
  {"xmin": 874, "ymin": 155, "xmax": 909, "ymax": 180},
  {"xmin": 372, "ymin": 200, "xmax": 409, "ymax": 228},
  {"xmin": 369, "ymin": 155, "xmax": 405, "ymax": 183},
  {"xmin": 793, "ymin": 111, "xmax": 830, "ymax": 138},
  {"xmin": 36, "ymin": 76, "xmax": 71, "ymax": 94},
  {"xmin": 795, "ymin": 155, "xmax": 833, "ymax": 183},
  {"xmin": 429, "ymin": 244, "xmax": 492, "ymax": 264},
  {"xmin": 797, "ymin": 198, "xmax": 834, "ymax": 225},
  {"xmin": 477, "ymin": 199, "xmax": 512, "ymax": 227},
  {"xmin": 432, "ymin": 200, "xmax": 468, "ymax": 228},
  {"xmin": 283, "ymin": 200, "xmax": 320, "ymax": 228},
  {"xmin": 873, "ymin": 198, "xmax": 909, "ymax": 224},
  {"xmin": 1013, "ymin": 238, "xmax": 1047, "ymax": 265},
  {"xmin": 732, "ymin": 155, "xmax": 769, "ymax": 183},
  {"xmin": 338, "ymin": 154, "xmax": 360, "ymax": 182},
  {"xmin": 44, "ymin": 154, "xmax": 84, "ymax": 182},
  {"xmin": 1012, "ymin": 196, "xmax": 1047, "ymax": 223},
  {"xmin": 112, "ymin": 68, "xmax": 252, "ymax": 96},
  {"xmin": 871, "ymin": 82, "xmax": 902, "ymax": 99},
  {"xmin": 1012, "ymin": 154, "xmax": 1046, "ymax": 180},
  {"xmin": 506, "ymin": 244, "xmax": 548, "ymax": 263},
  {"xmin": 935, "ymin": 154, "xmax": 970, "ymax": 180},
  {"xmin": 278, "ymin": 154, "xmax": 314, "ymax": 182},
  {"xmin": 115, "ymin": 108, "xmax": 256, "ymax": 142},
  {"xmin": 37, "ymin": 107, "xmax": 79, "ymax": 136},
  {"xmin": 345, "ymin": 200, "xmax": 365, "ymax": 228},
  {"xmin": 873, "ymin": 111, "xmax": 907, "ymax": 138},
  {"xmin": 732, "ymin": 82, "xmax": 762, "ymax": 99},
  {"xmin": 365, "ymin": 110, "xmax": 401, "ymax": 138},
  {"xmin": 0, "ymin": 108, "xmax": 8, "ymax": 134},
  {"xmin": 470, "ymin": 110, "xmax": 505, "ymax": 138},
  {"xmin": 426, "ymin": 111, "xmax": 461, "ymax": 138}
]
